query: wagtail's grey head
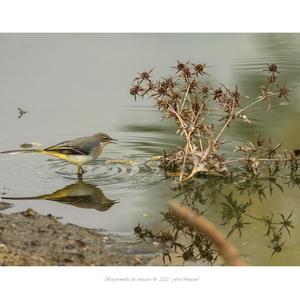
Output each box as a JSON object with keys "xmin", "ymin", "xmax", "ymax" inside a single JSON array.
[{"xmin": 93, "ymin": 132, "xmax": 117, "ymax": 145}]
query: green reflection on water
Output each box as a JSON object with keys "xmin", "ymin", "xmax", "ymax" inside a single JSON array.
[{"xmin": 135, "ymin": 174, "xmax": 299, "ymax": 266}]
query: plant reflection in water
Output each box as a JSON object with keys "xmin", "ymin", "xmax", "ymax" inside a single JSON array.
[{"xmin": 134, "ymin": 174, "xmax": 298, "ymax": 265}]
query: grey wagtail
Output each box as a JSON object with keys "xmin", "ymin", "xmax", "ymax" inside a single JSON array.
[{"xmin": 1, "ymin": 132, "xmax": 117, "ymax": 176}]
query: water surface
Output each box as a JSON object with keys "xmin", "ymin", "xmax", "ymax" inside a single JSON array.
[{"xmin": 0, "ymin": 33, "xmax": 299, "ymax": 265}]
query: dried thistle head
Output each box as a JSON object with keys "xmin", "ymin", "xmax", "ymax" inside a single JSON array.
[
  {"xmin": 173, "ymin": 60, "xmax": 188, "ymax": 74},
  {"xmin": 202, "ymin": 85, "xmax": 210, "ymax": 95},
  {"xmin": 294, "ymin": 149, "xmax": 300, "ymax": 157},
  {"xmin": 192, "ymin": 63, "xmax": 207, "ymax": 76},
  {"xmin": 189, "ymin": 78, "xmax": 198, "ymax": 91},
  {"xmin": 276, "ymin": 81, "xmax": 289, "ymax": 102},
  {"xmin": 134, "ymin": 68, "xmax": 154, "ymax": 84},
  {"xmin": 213, "ymin": 88, "xmax": 223, "ymax": 100},
  {"xmin": 182, "ymin": 65, "xmax": 192, "ymax": 79},
  {"xmin": 267, "ymin": 63, "xmax": 278, "ymax": 73},
  {"xmin": 130, "ymin": 85, "xmax": 144, "ymax": 99}
]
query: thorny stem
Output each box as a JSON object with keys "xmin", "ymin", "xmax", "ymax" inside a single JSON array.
[
  {"xmin": 197, "ymin": 129, "xmax": 204, "ymax": 152},
  {"xmin": 168, "ymin": 104, "xmax": 193, "ymax": 152},
  {"xmin": 179, "ymin": 143, "xmax": 189, "ymax": 182},
  {"xmin": 191, "ymin": 101, "xmax": 207, "ymax": 154},
  {"xmin": 180, "ymin": 83, "xmax": 191, "ymax": 113},
  {"xmin": 234, "ymin": 97, "xmax": 265, "ymax": 116},
  {"xmin": 234, "ymin": 91, "xmax": 282, "ymax": 117},
  {"xmin": 267, "ymin": 81, "xmax": 274, "ymax": 93},
  {"xmin": 214, "ymin": 100, "xmax": 236, "ymax": 143},
  {"xmin": 180, "ymin": 75, "xmax": 196, "ymax": 113},
  {"xmin": 191, "ymin": 98, "xmax": 209, "ymax": 127},
  {"xmin": 216, "ymin": 89, "xmax": 283, "ymax": 144}
]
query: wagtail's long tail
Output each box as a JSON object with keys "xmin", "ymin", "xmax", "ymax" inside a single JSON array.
[
  {"xmin": 2, "ymin": 195, "xmax": 44, "ymax": 200},
  {"xmin": 1, "ymin": 149, "xmax": 44, "ymax": 154}
]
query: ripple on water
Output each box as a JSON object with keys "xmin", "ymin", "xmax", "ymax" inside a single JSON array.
[
  {"xmin": 0, "ymin": 134, "xmax": 173, "ymax": 231},
  {"xmin": 55, "ymin": 157, "xmax": 166, "ymax": 188},
  {"xmin": 232, "ymin": 56, "xmax": 300, "ymax": 72},
  {"xmin": 0, "ymin": 133, "xmax": 176, "ymax": 190}
]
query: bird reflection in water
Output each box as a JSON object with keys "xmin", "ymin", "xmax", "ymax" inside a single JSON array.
[{"xmin": 2, "ymin": 180, "xmax": 118, "ymax": 212}]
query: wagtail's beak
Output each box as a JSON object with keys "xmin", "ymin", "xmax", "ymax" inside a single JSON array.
[{"xmin": 110, "ymin": 138, "xmax": 118, "ymax": 144}]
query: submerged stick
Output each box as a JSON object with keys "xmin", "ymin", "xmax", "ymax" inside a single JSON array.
[{"xmin": 168, "ymin": 200, "xmax": 244, "ymax": 266}]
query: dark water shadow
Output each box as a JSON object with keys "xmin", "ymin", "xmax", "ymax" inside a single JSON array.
[{"xmin": 2, "ymin": 180, "xmax": 118, "ymax": 212}]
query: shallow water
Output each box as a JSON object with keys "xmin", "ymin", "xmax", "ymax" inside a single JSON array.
[{"xmin": 0, "ymin": 33, "xmax": 299, "ymax": 265}]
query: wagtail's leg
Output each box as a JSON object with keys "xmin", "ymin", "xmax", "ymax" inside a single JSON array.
[
  {"xmin": 78, "ymin": 173, "xmax": 83, "ymax": 182},
  {"xmin": 77, "ymin": 166, "xmax": 85, "ymax": 181},
  {"xmin": 77, "ymin": 166, "xmax": 85, "ymax": 175}
]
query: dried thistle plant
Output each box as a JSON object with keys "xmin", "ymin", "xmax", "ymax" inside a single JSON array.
[{"xmin": 130, "ymin": 61, "xmax": 298, "ymax": 181}]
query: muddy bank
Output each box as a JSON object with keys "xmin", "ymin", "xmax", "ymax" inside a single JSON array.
[{"xmin": 0, "ymin": 208, "xmax": 160, "ymax": 266}]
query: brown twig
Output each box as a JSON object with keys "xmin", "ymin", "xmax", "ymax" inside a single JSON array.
[
  {"xmin": 179, "ymin": 82, "xmax": 192, "ymax": 113},
  {"xmin": 179, "ymin": 144, "xmax": 189, "ymax": 182},
  {"xmin": 234, "ymin": 91, "xmax": 283, "ymax": 117},
  {"xmin": 214, "ymin": 100, "xmax": 235, "ymax": 144},
  {"xmin": 168, "ymin": 104, "xmax": 193, "ymax": 152},
  {"xmin": 168, "ymin": 200, "xmax": 245, "ymax": 266}
]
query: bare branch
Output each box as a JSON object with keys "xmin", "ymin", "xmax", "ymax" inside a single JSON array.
[{"xmin": 168, "ymin": 200, "xmax": 244, "ymax": 266}]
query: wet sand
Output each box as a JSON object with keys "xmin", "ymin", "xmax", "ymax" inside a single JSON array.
[{"xmin": 0, "ymin": 208, "xmax": 158, "ymax": 266}]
